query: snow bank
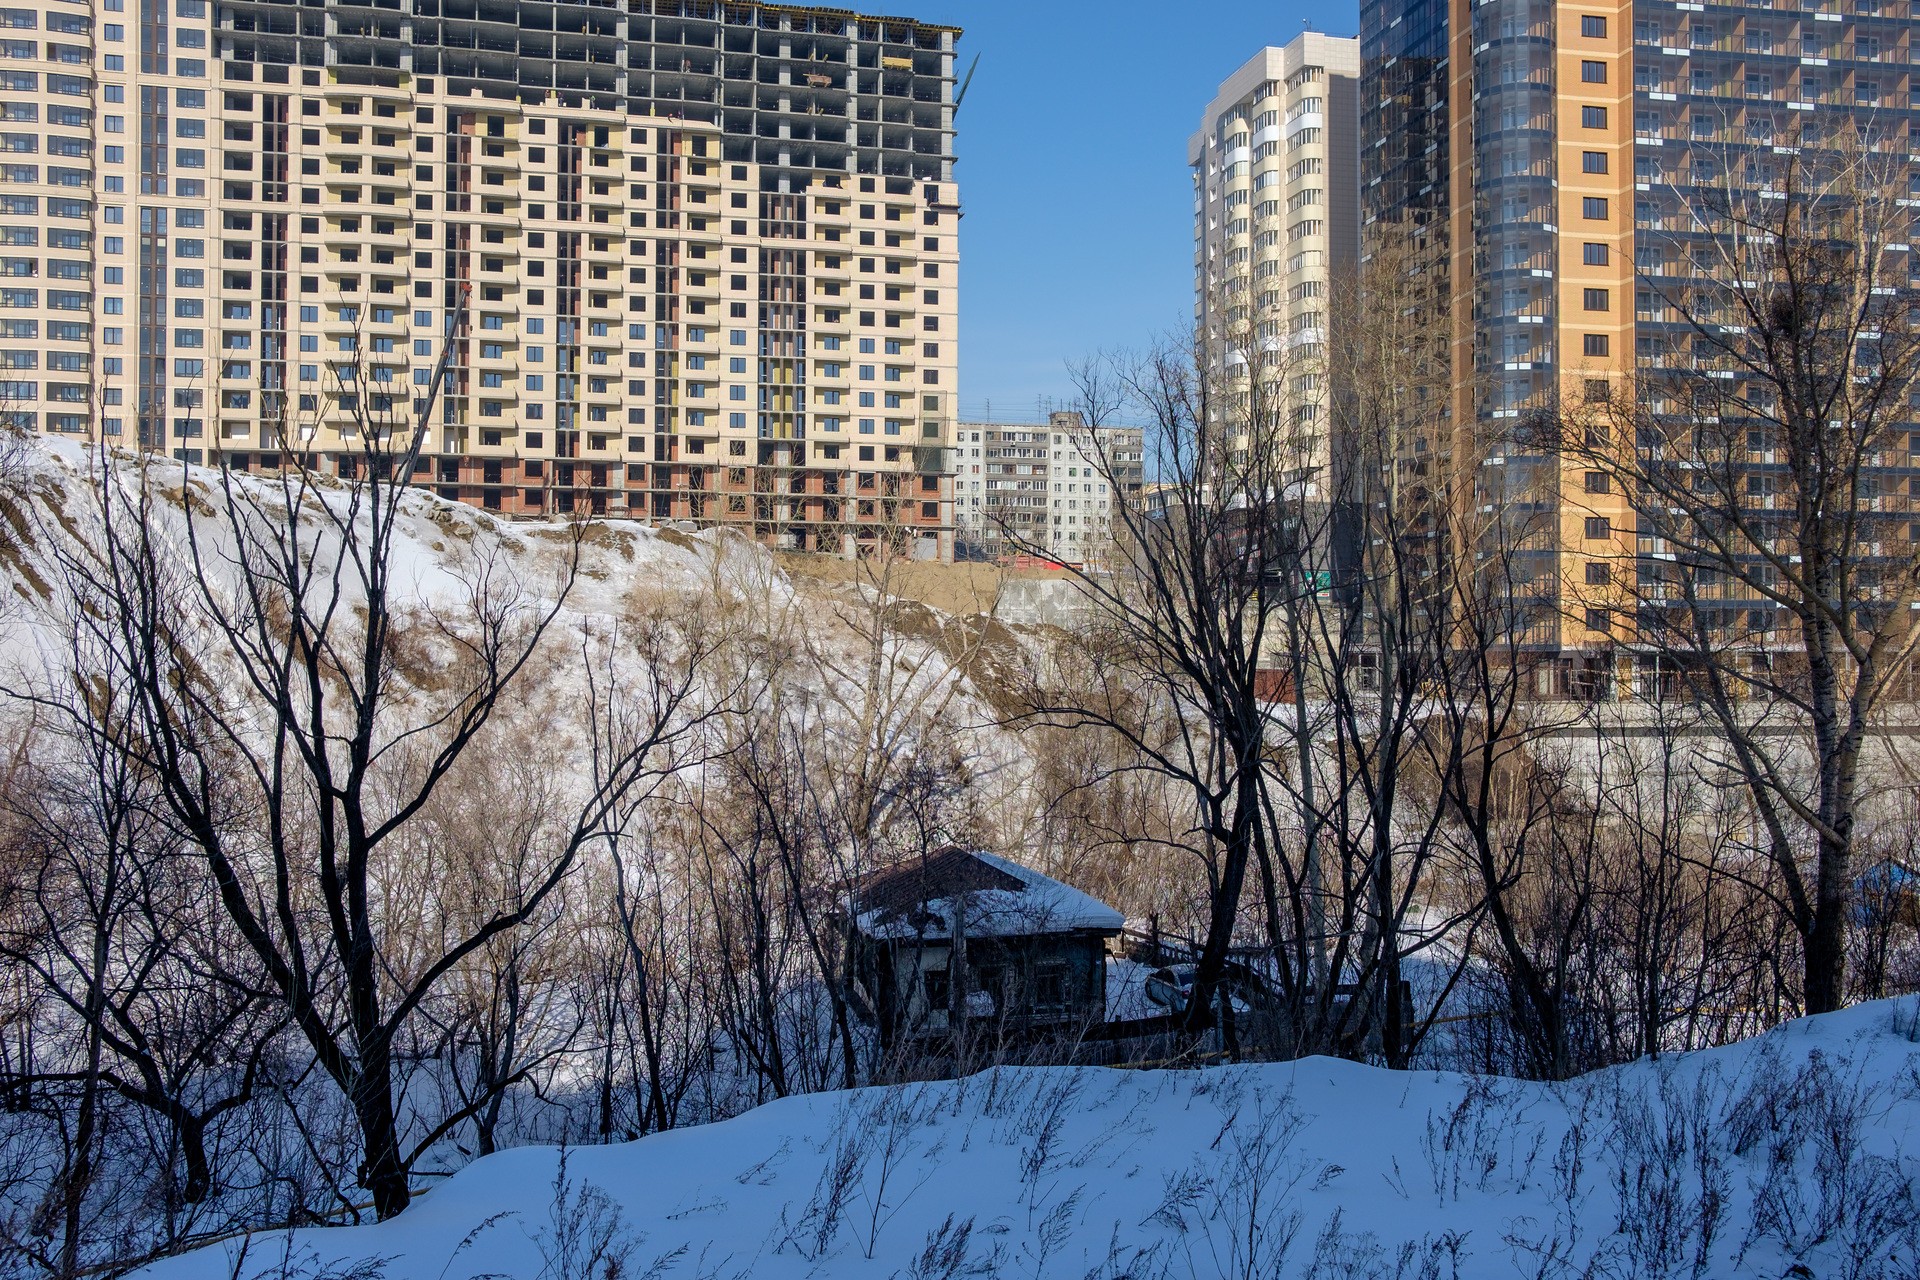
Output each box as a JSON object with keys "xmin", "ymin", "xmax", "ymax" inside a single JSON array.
[{"xmin": 137, "ymin": 999, "xmax": 1920, "ymax": 1280}]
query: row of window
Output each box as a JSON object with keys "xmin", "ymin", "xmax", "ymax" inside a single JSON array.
[
  {"xmin": 0, "ymin": 289, "xmax": 93, "ymax": 308},
  {"xmin": 0, "ymin": 9, "xmax": 106, "ymax": 33},
  {"xmin": 0, "ymin": 137, "xmax": 124, "ymax": 163},
  {"xmin": 0, "ymin": 103, "xmax": 92, "ymax": 125},
  {"xmin": 0, "ymin": 258, "xmax": 101, "ymax": 279},
  {"xmin": 0, "ymin": 319, "xmax": 97, "ymax": 341},
  {"xmin": 0, "ymin": 350, "xmax": 99, "ymax": 370}
]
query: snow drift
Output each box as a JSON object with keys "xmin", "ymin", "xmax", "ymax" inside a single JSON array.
[{"xmin": 137, "ymin": 999, "xmax": 1920, "ymax": 1280}]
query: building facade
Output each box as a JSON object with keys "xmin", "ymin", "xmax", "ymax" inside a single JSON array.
[
  {"xmin": 0, "ymin": 0, "xmax": 961, "ymax": 557},
  {"xmin": 1361, "ymin": 0, "xmax": 1916, "ymax": 672},
  {"xmin": 1189, "ymin": 33, "xmax": 1360, "ymax": 496},
  {"xmin": 954, "ymin": 411, "xmax": 1143, "ymax": 567}
]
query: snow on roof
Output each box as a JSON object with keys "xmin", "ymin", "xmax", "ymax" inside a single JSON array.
[{"xmin": 850, "ymin": 847, "xmax": 1124, "ymax": 941}]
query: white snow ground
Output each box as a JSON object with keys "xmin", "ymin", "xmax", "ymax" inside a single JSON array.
[{"xmin": 138, "ymin": 999, "xmax": 1920, "ymax": 1280}]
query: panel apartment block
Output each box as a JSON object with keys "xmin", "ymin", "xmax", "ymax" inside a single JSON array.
[
  {"xmin": 1361, "ymin": 0, "xmax": 1916, "ymax": 681},
  {"xmin": 953, "ymin": 411, "xmax": 1144, "ymax": 568},
  {"xmin": 0, "ymin": 0, "xmax": 962, "ymax": 558}
]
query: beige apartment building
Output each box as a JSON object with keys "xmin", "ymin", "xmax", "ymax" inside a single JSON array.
[
  {"xmin": 1188, "ymin": 32, "xmax": 1360, "ymax": 496},
  {"xmin": 0, "ymin": 0, "xmax": 961, "ymax": 558},
  {"xmin": 953, "ymin": 410, "xmax": 1143, "ymax": 567}
]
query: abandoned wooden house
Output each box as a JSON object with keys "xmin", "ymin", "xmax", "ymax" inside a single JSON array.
[{"xmin": 842, "ymin": 847, "xmax": 1125, "ymax": 1048}]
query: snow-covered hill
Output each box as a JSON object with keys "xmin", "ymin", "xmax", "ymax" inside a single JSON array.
[
  {"xmin": 137, "ymin": 1000, "xmax": 1920, "ymax": 1280},
  {"xmin": 1, "ymin": 435, "xmax": 806, "ymax": 646},
  {"xmin": 0, "ymin": 436, "xmax": 1028, "ymax": 779}
]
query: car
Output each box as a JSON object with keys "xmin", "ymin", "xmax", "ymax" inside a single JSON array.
[
  {"xmin": 1144, "ymin": 964, "xmax": 1196, "ymax": 1011},
  {"xmin": 1145, "ymin": 965, "xmax": 1251, "ymax": 1016}
]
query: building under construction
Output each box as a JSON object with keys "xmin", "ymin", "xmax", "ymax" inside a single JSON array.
[{"xmin": 0, "ymin": 0, "xmax": 962, "ymax": 556}]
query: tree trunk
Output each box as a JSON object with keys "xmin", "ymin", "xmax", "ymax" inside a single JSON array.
[
  {"xmin": 59, "ymin": 878, "xmax": 114, "ymax": 1278},
  {"xmin": 352, "ymin": 1050, "xmax": 409, "ymax": 1220},
  {"xmin": 1377, "ymin": 843, "xmax": 1405, "ymax": 1070},
  {"xmin": 1186, "ymin": 756, "xmax": 1258, "ymax": 1057},
  {"xmin": 57, "ymin": 1064, "xmax": 98, "ymax": 1279},
  {"xmin": 1805, "ymin": 827, "xmax": 1851, "ymax": 1013},
  {"xmin": 179, "ymin": 1114, "xmax": 213, "ymax": 1206}
]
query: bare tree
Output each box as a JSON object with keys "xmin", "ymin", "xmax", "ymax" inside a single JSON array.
[
  {"xmin": 1004, "ymin": 327, "xmax": 1325, "ymax": 1055},
  {"xmin": 404, "ymin": 738, "xmax": 585, "ymax": 1160},
  {"xmin": 1295, "ymin": 232, "xmax": 1485, "ymax": 1066},
  {"xmin": 1001, "ymin": 228, "xmax": 1491, "ymax": 1067},
  {"xmin": 0, "ymin": 737, "xmax": 279, "ymax": 1234},
  {"xmin": 30, "ymin": 410, "xmax": 717, "ymax": 1219},
  {"xmin": 586, "ymin": 819, "xmax": 712, "ymax": 1141},
  {"xmin": 1558, "ymin": 134, "xmax": 1920, "ymax": 1013}
]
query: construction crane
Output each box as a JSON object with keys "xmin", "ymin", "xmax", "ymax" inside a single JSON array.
[{"xmin": 953, "ymin": 52, "xmax": 980, "ymax": 113}]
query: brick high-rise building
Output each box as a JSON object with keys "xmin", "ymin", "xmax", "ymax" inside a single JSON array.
[
  {"xmin": 0, "ymin": 0, "xmax": 962, "ymax": 557},
  {"xmin": 1360, "ymin": 0, "xmax": 1916, "ymax": 681}
]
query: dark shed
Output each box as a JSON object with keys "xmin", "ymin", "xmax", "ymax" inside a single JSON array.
[{"xmin": 843, "ymin": 847, "xmax": 1125, "ymax": 1047}]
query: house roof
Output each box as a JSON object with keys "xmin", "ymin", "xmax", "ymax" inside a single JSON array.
[{"xmin": 849, "ymin": 848, "xmax": 1125, "ymax": 942}]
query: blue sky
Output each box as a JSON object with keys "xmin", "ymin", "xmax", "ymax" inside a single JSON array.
[{"xmin": 902, "ymin": 1, "xmax": 1359, "ymax": 420}]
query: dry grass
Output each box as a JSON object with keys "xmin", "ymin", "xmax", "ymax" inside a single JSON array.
[{"xmin": 774, "ymin": 553, "xmax": 1069, "ymax": 618}]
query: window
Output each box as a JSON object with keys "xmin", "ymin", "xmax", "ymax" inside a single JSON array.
[
  {"xmin": 1034, "ymin": 962, "xmax": 1068, "ymax": 1014},
  {"xmin": 1584, "ymin": 608, "xmax": 1611, "ymax": 633},
  {"xmin": 1582, "ymin": 197, "xmax": 1609, "ymax": 220},
  {"xmin": 1584, "ymin": 379, "xmax": 1611, "ymax": 402},
  {"xmin": 1581, "ymin": 60, "xmax": 1608, "ymax": 83},
  {"xmin": 1584, "ymin": 516, "xmax": 1612, "ymax": 540},
  {"xmin": 1581, "ymin": 14, "xmax": 1607, "ymax": 37},
  {"xmin": 1584, "ymin": 470, "xmax": 1610, "ymax": 494},
  {"xmin": 1583, "ymin": 333, "xmax": 1610, "ymax": 357},
  {"xmin": 1583, "ymin": 242, "xmax": 1609, "ymax": 266},
  {"xmin": 1583, "ymin": 288, "xmax": 1610, "ymax": 311},
  {"xmin": 1582, "ymin": 105, "xmax": 1608, "ymax": 129},
  {"xmin": 1582, "ymin": 151, "xmax": 1608, "ymax": 174},
  {"xmin": 1584, "ymin": 562, "xmax": 1612, "ymax": 586}
]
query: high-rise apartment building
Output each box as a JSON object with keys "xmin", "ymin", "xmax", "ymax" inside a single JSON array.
[
  {"xmin": 1361, "ymin": 0, "xmax": 1915, "ymax": 671},
  {"xmin": 1189, "ymin": 33, "xmax": 1360, "ymax": 496},
  {"xmin": 953, "ymin": 410, "xmax": 1143, "ymax": 567},
  {"xmin": 0, "ymin": 0, "xmax": 961, "ymax": 557}
]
